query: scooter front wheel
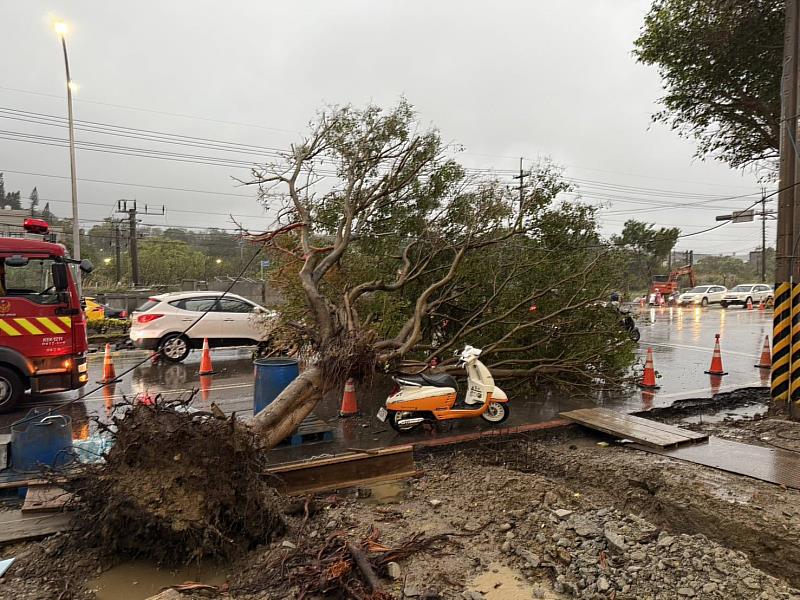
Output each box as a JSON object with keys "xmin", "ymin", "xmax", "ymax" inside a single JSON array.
[{"xmin": 481, "ymin": 402, "xmax": 510, "ymax": 424}]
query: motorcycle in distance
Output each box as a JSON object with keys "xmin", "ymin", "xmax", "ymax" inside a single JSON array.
[{"xmin": 376, "ymin": 345, "xmax": 509, "ymax": 432}]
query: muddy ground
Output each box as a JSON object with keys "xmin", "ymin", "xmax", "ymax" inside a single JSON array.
[{"xmin": 2, "ymin": 388, "xmax": 800, "ymax": 599}]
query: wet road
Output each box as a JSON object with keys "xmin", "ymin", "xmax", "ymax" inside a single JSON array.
[{"xmin": 0, "ymin": 304, "xmax": 773, "ymax": 461}]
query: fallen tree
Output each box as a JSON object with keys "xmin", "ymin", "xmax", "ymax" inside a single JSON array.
[{"xmin": 244, "ymin": 100, "xmax": 634, "ymax": 447}]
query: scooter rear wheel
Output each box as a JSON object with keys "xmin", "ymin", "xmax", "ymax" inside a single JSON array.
[
  {"xmin": 388, "ymin": 411, "xmax": 422, "ymax": 432},
  {"xmin": 481, "ymin": 402, "xmax": 509, "ymax": 424}
]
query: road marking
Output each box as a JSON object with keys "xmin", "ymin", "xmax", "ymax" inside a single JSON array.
[
  {"xmin": 80, "ymin": 380, "xmax": 255, "ymax": 400},
  {"xmin": 645, "ymin": 341, "xmax": 760, "ymax": 359}
]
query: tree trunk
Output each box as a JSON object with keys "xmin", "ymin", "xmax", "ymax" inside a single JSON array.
[{"xmin": 251, "ymin": 366, "xmax": 325, "ymax": 450}]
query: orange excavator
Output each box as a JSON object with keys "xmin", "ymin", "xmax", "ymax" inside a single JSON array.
[{"xmin": 649, "ymin": 264, "xmax": 696, "ymax": 305}]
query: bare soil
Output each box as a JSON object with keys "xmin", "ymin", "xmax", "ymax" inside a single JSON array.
[{"xmin": 2, "ymin": 390, "xmax": 800, "ymax": 599}]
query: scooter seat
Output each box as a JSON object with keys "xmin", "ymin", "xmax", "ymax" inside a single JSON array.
[{"xmin": 398, "ymin": 372, "xmax": 458, "ymax": 389}]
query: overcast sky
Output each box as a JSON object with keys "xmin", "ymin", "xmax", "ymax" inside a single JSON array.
[{"xmin": 0, "ymin": 0, "xmax": 773, "ymax": 256}]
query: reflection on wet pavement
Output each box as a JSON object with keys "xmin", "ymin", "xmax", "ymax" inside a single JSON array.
[{"xmin": 0, "ymin": 305, "xmax": 773, "ymax": 460}]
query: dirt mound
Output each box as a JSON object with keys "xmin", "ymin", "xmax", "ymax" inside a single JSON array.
[{"xmin": 64, "ymin": 400, "xmax": 284, "ymax": 564}]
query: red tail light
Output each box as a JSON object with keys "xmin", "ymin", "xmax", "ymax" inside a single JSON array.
[
  {"xmin": 136, "ymin": 313, "xmax": 163, "ymax": 324},
  {"xmin": 120, "ymin": 310, "xmax": 128, "ymax": 319}
]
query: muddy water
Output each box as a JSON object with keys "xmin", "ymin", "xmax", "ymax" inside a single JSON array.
[
  {"xmin": 681, "ymin": 403, "xmax": 765, "ymax": 424},
  {"xmin": 89, "ymin": 561, "xmax": 227, "ymax": 600},
  {"xmin": 468, "ymin": 563, "xmax": 562, "ymax": 599},
  {"xmin": 360, "ymin": 480, "xmax": 407, "ymax": 504}
]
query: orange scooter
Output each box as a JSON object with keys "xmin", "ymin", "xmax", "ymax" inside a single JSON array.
[{"xmin": 376, "ymin": 345, "xmax": 509, "ymax": 432}]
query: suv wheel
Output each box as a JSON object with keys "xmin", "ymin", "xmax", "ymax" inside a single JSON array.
[
  {"xmin": 701, "ymin": 297, "xmax": 709, "ymax": 307},
  {"xmin": 159, "ymin": 333, "xmax": 191, "ymax": 363},
  {"xmin": 720, "ymin": 301, "xmax": 728, "ymax": 308},
  {"xmin": 0, "ymin": 366, "xmax": 24, "ymax": 414}
]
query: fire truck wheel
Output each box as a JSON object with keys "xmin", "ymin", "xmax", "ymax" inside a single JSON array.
[
  {"xmin": 0, "ymin": 366, "xmax": 23, "ymax": 413},
  {"xmin": 158, "ymin": 334, "xmax": 191, "ymax": 363}
]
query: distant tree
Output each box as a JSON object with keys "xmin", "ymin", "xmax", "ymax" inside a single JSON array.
[
  {"xmin": 694, "ymin": 254, "xmax": 759, "ymax": 287},
  {"xmin": 138, "ymin": 238, "xmax": 205, "ymax": 285},
  {"xmin": 28, "ymin": 187, "xmax": 39, "ymax": 216},
  {"xmin": 41, "ymin": 202, "xmax": 55, "ymax": 221},
  {"xmin": 2, "ymin": 191, "xmax": 21, "ymax": 210},
  {"xmin": 634, "ymin": 0, "xmax": 783, "ymax": 170},
  {"xmin": 0, "ymin": 173, "xmax": 4, "ymax": 202},
  {"xmin": 612, "ymin": 220, "xmax": 681, "ymax": 292}
]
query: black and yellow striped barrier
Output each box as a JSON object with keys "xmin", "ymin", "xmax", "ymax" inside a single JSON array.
[{"xmin": 772, "ymin": 282, "xmax": 792, "ymax": 403}]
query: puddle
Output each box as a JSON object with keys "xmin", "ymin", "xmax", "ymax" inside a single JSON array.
[
  {"xmin": 89, "ymin": 560, "xmax": 227, "ymax": 600},
  {"xmin": 468, "ymin": 563, "xmax": 562, "ymax": 600},
  {"xmin": 681, "ymin": 403, "xmax": 765, "ymax": 424},
  {"xmin": 359, "ymin": 480, "xmax": 407, "ymax": 505}
]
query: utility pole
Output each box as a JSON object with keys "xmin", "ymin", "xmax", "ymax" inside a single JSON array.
[
  {"xmin": 512, "ymin": 157, "xmax": 528, "ymax": 213},
  {"xmin": 774, "ymin": 0, "xmax": 800, "ymax": 414},
  {"xmin": 114, "ymin": 222, "xmax": 122, "ymax": 284},
  {"xmin": 761, "ymin": 187, "xmax": 768, "ymax": 283},
  {"xmin": 117, "ymin": 200, "xmax": 164, "ymax": 288}
]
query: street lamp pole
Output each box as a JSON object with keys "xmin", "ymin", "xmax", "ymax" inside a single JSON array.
[{"xmin": 55, "ymin": 22, "xmax": 80, "ymax": 260}]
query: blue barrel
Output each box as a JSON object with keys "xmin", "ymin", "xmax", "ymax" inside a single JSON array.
[
  {"xmin": 253, "ymin": 358, "xmax": 299, "ymax": 414},
  {"xmin": 11, "ymin": 410, "xmax": 73, "ymax": 472}
]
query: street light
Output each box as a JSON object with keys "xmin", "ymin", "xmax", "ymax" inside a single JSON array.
[{"xmin": 53, "ymin": 19, "xmax": 80, "ymax": 261}]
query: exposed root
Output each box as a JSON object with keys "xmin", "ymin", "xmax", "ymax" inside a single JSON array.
[{"xmin": 61, "ymin": 397, "xmax": 285, "ymax": 564}]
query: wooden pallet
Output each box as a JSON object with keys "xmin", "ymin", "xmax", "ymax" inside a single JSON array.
[
  {"xmin": 279, "ymin": 415, "xmax": 334, "ymax": 447},
  {"xmin": 559, "ymin": 407, "xmax": 708, "ymax": 449},
  {"xmin": 21, "ymin": 483, "xmax": 72, "ymax": 513},
  {"xmin": 0, "ymin": 510, "xmax": 71, "ymax": 545}
]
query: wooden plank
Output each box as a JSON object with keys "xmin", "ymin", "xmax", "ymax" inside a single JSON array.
[
  {"xmin": 559, "ymin": 408, "xmax": 702, "ymax": 448},
  {"xmin": 267, "ymin": 446, "xmax": 417, "ymax": 495},
  {"xmin": 0, "ymin": 510, "xmax": 71, "ymax": 545},
  {"xmin": 22, "ymin": 484, "xmax": 72, "ymax": 514},
  {"xmin": 586, "ymin": 408, "xmax": 708, "ymax": 442}
]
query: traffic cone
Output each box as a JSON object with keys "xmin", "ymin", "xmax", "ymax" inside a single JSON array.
[
  {"xmin": 704, "ymin": 333, "xmax": 728, "ymax": 376},
  {"xmin": 98, "ymin": 343, "xmax": 120, "ymax": 384},
  {"xmin": 755, "ymin": 335, "xmax": 772, "ymax": 369},
  {"xmin": 200, "ymin": 374, "xmax": 213, "ymax": 403},
  {"xmin": 339, "ymin": 378, "xmax": 358, "ymax": 417},
  {"xmin": 637, "ymin": 348, "xmax": 660, "ymax": 389},
  {"xmin": 747, "ymin": 297, "xmax": 753, "ymax": 310},
  {"xmin": 758, "ymin": 299, "xmax": 766, "ymax": 311},
  {"xmin": 199, "ymin": 338, "xmax": 215, "ymax": 375}
]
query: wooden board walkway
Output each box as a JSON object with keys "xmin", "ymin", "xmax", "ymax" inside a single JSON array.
[
  {"xmin": 0, "ymin": 510, "xmax": 71, "ymax": 545},
  {"xmin": 559, "ymin": 407, "xmax": 708, "ymax": 449}
]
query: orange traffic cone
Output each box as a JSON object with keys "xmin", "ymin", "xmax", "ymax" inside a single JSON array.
[
  {"xmin": 747, "ymin": 297, "xmax": 753, "ymax": 310},
  {"xmin": 704, "ymin": 333, "xmax": 728, "ymax": 376},
  {"xmin": 200, "ymin": 374, "xmax": 213, "ymax": 403},
  {"xmin": 758, "ymin": 299, "xmax": 766, "ymax": 311},
  {"xmin": 199, "ymin": 338, "xmax": 215, "ymax": 375},
  {"xmin": 98, "ymin": 343, "xmax": 120, "ymax": 384},
  {"xmin": 755, "ymin": 335, "xmax": 771, "ymax": 369},
  {"xmin": 339, "ymin": 378, "xmax": 358, "ymax": 417},
  {"xmin": 637, "ymin": 348, "xmax": 660, "ymax": 389}
]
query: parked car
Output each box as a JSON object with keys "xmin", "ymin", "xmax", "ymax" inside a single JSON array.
[
  {"xmin": 720, "ymin": 284, "xmax": 774, "ymax": 308},
  {"xmin": 129, "ymin": 291, "xmax": 275, "ymax": 362},
  {"xmin": 677, "ymin": 285, "xmax": 727, "ymax": 306}
]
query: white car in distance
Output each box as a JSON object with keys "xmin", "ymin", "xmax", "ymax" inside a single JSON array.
[
  {"xmin": 720, "ymin": 284, "xmax": 774, "ymax": 309},
  {"xmin": 129, "ymin": 291, "xmax": 275, "ymax": 362},
  {"xmin": 677, "ymin": 285, "xmax": 727, "ymax": 306}
]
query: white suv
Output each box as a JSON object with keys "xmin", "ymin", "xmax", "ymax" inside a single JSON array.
[
  {"xmin": 720, "ymin": 284, "xmax": 773, "ymax": 308},
  {"xmin": 677, "ymin": 285, "xmax": 727, "ymax": 306},
  {"xmin": 129, "ymin": 291, "xmax": 274, "ymax": 362}
]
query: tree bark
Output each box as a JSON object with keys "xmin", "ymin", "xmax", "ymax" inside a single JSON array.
[{"xmin": 251, "ymin": 366, "xmax": 325, "ymax": 449}]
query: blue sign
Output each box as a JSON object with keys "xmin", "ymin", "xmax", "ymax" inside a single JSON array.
[{"xmin": 260, "ymin": 260, "xmax": 271, "ymax": 268}]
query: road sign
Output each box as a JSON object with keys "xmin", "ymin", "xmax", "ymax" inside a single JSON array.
[
  {"xmin": 732, "ymin": 209, "xmax": 754, "ymax": 223},
  {"xmin": 260, "ymin": 260, "xmax": 271, "ymax": 268}
]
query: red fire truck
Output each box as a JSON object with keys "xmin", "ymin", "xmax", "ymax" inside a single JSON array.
[{"xmin": 0, "ymin": 219, "xmax": 93, "ymax": 413}]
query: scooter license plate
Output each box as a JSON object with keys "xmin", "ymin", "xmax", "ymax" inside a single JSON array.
[{"xmin": 376, "ymin": 407, "xmax": 388, "ymax": 422}]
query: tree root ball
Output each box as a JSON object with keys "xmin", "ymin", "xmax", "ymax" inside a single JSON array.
[{"xmin": 67, "ymin": 403, "xmax": 285, "ymax": 564}]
